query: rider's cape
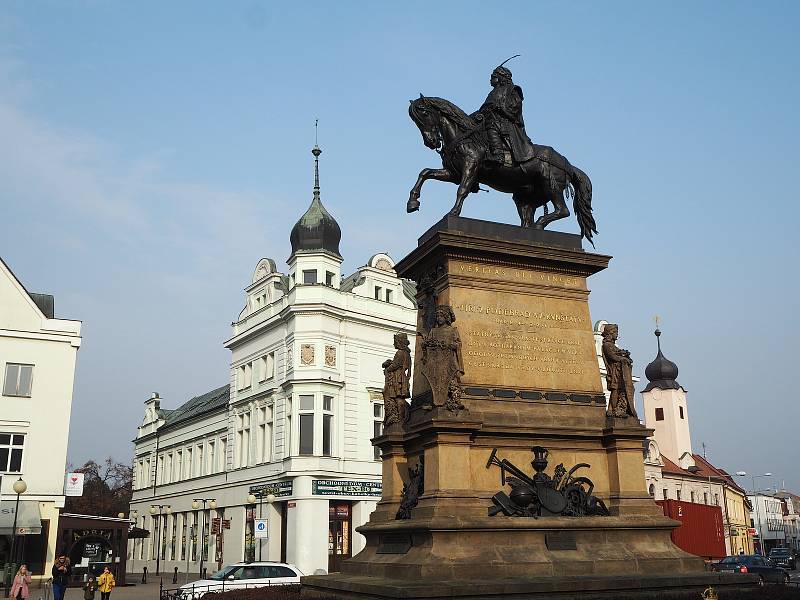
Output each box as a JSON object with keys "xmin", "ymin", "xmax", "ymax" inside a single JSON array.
[{"xmin": 477, "ymin": 83, "xmax": 536, "ymax": 163}]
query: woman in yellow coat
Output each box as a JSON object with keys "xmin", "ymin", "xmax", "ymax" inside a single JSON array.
[{"xmin": 97, "ymin": 566, "xmax": 116, "ymax": 600}]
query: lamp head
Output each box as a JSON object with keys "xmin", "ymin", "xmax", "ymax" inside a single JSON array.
[
  {"xmin": 149, "ymin": 506, "xmax": 157, "ymax": 515},
  {"xmin": 118, "ymin": 513, "xmax": 125, "ymax": 519},
  {"xmin": 266, "ymin": 493, "xmax": 276, "ymax": 504},
  {"xmin": 130, "ymin": 510, "xmax": 138, "ymax": 519},
  {"xmin": 209, "ymin": 500, "xmax": 217, "ymax": 510},
  {"xmin": 13, "ymin": 478, "xmax": 27, "ymax": 495},
  {"xmin": 192, "ymin": 500, "xmax": 200, "ymax": 510},
  {"xmin": 166, "ymin": 506, "xmax": 172, "ymax": 514},
  {"xmin": 765, "ymin": 473, "xmax": 773, "ymax": 477},
  {"xmin": 247, "ymin": 494, "xmax": 257, "ymax": 504},
  {"xmin": 735, "ymin": 471, "xmax": 747, "ymax": 476}
]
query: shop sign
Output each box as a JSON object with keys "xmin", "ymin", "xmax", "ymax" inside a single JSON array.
[
  {"xmin": 65, "ymin": 472, "xmax": 84, "ymax": 497},
  {"xmin": 211, "ymin": 518, "xmax": 221, "ymax": 535},
  {"xmin": 747, "ymin": 528, "xmax": 757, "ymax": 536},
  {"xmin": 249, "ymin": 480, "xmax": 293, "ymax": 497},
  {"xmin": 312, "ymin": 480, "xmax": 382, "ymax": 497}
]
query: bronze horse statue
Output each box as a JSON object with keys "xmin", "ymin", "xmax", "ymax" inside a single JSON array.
[{"xmin": 407, "ymin": 95, "xmax": 597, "ymax": 245}]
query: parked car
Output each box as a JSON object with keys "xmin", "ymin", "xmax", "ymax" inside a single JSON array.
[
  {"xmin": 769, "ymin": 547, "xmax": 797, "ymax": 570},
  {"xmin": 178, "ymin": 562, "xmax": 303, "ymax": 599},
  {"xmin": 710, "ymin": 555, "xmax": 790, "ymax": 585}
]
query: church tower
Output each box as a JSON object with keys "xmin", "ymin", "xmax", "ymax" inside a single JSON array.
[
  {"xmin": 287, "ymin": 142, "xmax": 343, "ymax": 289},
  {"xmin": 641, "ymin": 327, "xmax": 693, "ymax": 468}
]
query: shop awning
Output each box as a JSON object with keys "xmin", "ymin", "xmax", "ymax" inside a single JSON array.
[{"xmin": 0, "ymin": 500, "xmax": 42, "ymax": 535}]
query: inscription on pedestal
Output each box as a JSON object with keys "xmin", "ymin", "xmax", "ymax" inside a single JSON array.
[
  {"xmin": 545, "ymin": 532, "xmax": 577, "ymax": 551},
  {"xmin": 377, "ymin": 532, "xmax": 413, "ymax": 554}
]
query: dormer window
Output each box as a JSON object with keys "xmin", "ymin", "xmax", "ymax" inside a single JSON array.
[
  {"xmin": 326, "ymin": 271, "xmax": 335, "ymax": 286},
  {"xmin": 385, "ymin": 289, "xmax": 393, "ymax": 303},
  {"xmin": 374, "ymin": 285, "xmax": 382, "ymax": 300},
  {"xmin": 303, "ymin": 270, "xmax": 318, "ymax": 285}
]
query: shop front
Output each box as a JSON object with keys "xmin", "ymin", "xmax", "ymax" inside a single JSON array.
[
  {"xmin": 57, "ymin": 514, "xmax": 129, "ymax": 585},
  {"xmin": 0, "ymin": 499, "xmax": 49, "ymax": 581}
]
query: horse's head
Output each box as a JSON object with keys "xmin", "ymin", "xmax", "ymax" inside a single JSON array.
[{"xmin": 409, "ymin": 95, "xmax": 441, "ymax": 150}]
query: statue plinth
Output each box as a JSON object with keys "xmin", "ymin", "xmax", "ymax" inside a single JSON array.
[{"xmin": 303, "ymin": 217, "xmax": 754, "ymax": 599}]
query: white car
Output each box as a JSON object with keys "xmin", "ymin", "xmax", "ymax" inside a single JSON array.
[{"xmin": 178, "ymin": 562, "xmax": 303, "ymax": 598}]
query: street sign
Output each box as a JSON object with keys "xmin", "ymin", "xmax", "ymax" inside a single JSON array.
[
  {"xmin": 222, "ymin": 519, "xmax": 231, "ymax": 530},
  {"xmin": 65, "ymin": 472, "xmax": 84, "ymax": 497},
  {"xmin": 254, "ymin": 519, "xmax": 268, "ymax": 539},
  {"xmin": 211, "ymin": 518, "xmax": 221, "ymax": 535}
]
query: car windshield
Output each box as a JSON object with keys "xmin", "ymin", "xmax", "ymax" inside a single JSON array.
[
  {"xmin": 209, "ymin": 566, "xmax": 240, "ymax": 581},
  {"xmin": 719, "ymin": 556, "xmax": 741, "ymax": 564}
]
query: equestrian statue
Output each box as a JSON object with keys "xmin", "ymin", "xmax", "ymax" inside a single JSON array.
[{"xmin": 407, "ymin": 58, "xmax": 597, "ymax": 245}]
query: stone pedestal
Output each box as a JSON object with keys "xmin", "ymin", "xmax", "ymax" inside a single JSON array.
[{"xmin": 303, "ymin": 217, "xmax": 753, "ymax": 599}]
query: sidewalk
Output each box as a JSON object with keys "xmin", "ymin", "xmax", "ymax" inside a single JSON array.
[{"xmin": 63, "ymin": 580, "xmax": 164, "ymax": 600}]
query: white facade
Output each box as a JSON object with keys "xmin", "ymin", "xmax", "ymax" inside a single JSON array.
[
  {"xmin": 128, "ymin": 193, "xmax": 417, "ymax": 577},
  {"xmin": 0, "ymin": 258, "xmax": 81, "ymax": 579},
  {"xmin": 747, "ymin": 493, "xmax": 787, "ymax": 553}
]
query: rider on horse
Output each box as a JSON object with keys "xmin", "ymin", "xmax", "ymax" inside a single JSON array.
[{"xmin": 473, "ymin": 65, "xmax": 537, "ymax": 166}]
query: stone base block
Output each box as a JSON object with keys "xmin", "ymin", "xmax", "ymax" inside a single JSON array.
[{"xmin": 302, "ymin": 572, "xmax": 757, "ymax": 600}]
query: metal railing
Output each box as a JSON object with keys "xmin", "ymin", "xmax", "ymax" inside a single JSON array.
[{"xmin": 160, "ymin": 580, "xmax": 300, "ymax": 599}]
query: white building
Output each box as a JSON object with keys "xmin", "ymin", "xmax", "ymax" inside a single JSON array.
[
  {"xmin": 128, "ymin": 147, "xmax": 417, "ymax": 577},
  {"xmin": 0, "ymin": 258, "xmax": 81, "ymax": 581},
  {"xmin": 747, "ymin": 493, "xmax": 787, "ymax": 554}
]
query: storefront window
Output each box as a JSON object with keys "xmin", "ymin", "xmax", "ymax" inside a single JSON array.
[{"xmin": 244, "ymin": 506, "xmax": 256, "ymax": 562}]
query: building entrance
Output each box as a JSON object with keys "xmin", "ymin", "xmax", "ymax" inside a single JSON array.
[{"xmin": 327, "ymin": 502, "xmax": 351, "ymax": 573}]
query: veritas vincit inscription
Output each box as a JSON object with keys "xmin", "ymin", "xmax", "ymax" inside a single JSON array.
[{"xmin": 448, "ymin": 261, "xmax": 602, "ymax": 393}]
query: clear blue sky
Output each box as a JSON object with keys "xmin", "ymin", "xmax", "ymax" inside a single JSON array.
[{"xmin": 1, "ymin": 2, "xmax": 798, "ymax": 491}]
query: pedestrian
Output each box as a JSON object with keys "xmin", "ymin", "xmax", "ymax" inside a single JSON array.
[
  {"xmin": 97, "ymin": 566, "xmax": 116, "ymax": 600},
  {"xmin": 51, "ymin": 555, "xmax": 71, "ymax": 600},
  {"xmin": 9, "ymin": 564, "xmax": 32, "ymax": 599},
  {"xmin": 83, "ymin": 576, "xmax": 97, "ymax": 600}
]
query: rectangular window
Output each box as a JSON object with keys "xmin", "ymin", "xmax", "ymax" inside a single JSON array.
[
  {"xmin": 655, "ymin": 407, "xmax": 664, "ymax": 421},
  {"xmin": 219, "ymin": 437, "xmax": 227, "ymax": 472},
  {"xmin": 690, "ymin": 491, "xmax": 695, "ymax": 503},
  {"xmin": 374, "ymin": 286, "xmax": 382, "ymax": 300},
  {"xmin": 663, "ymin": 488, "xmax": 668, "ymax": 500},
  {"xmin": 207, "ymin": 441, "xmax": 215, "ymax": 474},
  {"xmin": 303, "ymin": 270, "xmax": 317, "ymax": 285},
  {"xmin": 323, "ymin": 395, "xmax": 333, "ymax": 412},
  {"xmin": 326, "ymin": 271, "xmax": 335, "ymax": 286},
  {"xmin": 3, "ymin": 364, "xmax": 34, "ymax": 397},
  {"xmin": 175, "ymin": 452, "xmax": 182, "ymax": 481},
  {"xmin": 322, "ymin": 415, "xmax": 333, "ymax": 457},
  {"xmin": 385, "ymin": 289, "xmax": 392, "ymax": 303},
  {"xmin": 704, "ymin": 492, "xmax": 708, "ymax": 504},
  {"xmin": 299, "ymin": 414, "xmax": 314, "ymax": 455},
  {"xmin": 299, "ymin": 395, "xmax": 315, "ymax": 411},
  {"xmin": 0, "ymin": 433, "xmax": 25, "ymax": 472},
  {"xmin": 261, "ymin": 352, "xmax": 275, "ymax": 381},
  {"xmin": 373, "ymin": 403, "xmax": 384, "ymax": 461},
  {"xmin": 676, "ymin": 490, "xmax": 681, "ymax": 501},
  {"xmin": 679, "ymin": 406, "xmax": 684, "ymax": 419}
]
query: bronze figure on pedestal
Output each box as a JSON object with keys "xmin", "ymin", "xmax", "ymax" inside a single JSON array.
[{"xmin": 601, "ymin": 323, "xmax": 638, "ymax": 419}]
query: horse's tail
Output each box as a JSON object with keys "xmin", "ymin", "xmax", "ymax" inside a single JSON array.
[{"xmin": 569, "ymin": 165, "xmax": 597, "ymax": 247}]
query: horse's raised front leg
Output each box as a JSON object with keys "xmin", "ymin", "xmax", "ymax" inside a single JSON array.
[
  {"xmin": 533, "ymin": 187, "xmax": 570, "ymax": 230},
  {"xmin": 449, "ymin": 160, "xmax": 479, "ymax": 217},
  {"xmin": 408, "ymin": 168, "xmax": 455, "ymax": 213}
]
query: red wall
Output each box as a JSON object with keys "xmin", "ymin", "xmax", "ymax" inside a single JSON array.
[{"xmin": 656, "ymin": 499, "xmax": 727, "ymax": 559}]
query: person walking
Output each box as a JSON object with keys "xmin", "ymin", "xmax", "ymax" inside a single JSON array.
[
  {"xmin": 9, "ymin": 564, "xmax": 32, "ymax": 599},
  {"xmin": 83, "ymin": 576, "xmax": 97, "ymax": 600},
  {"xmin": 97, "ymin": 567, "xmax": 115, "ymax": 600},
  {"xmin": 51, "ymin": 555, "xmax": 71, "ymax": 600}
]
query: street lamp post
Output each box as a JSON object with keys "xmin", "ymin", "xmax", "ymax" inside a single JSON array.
[
  {"xmin": 10, "ymin": 477, "xmax": 27, "ymax": 567},
  {"xmin": 129, "ymin": 510, "xmax": 138, "ymax": 575},
  {"xmin": 192, "ymin": 498, "xmax": 216, "ymax": 579},
  {"xmin": 149, "ymin": 504, "xmax": 171, "ymax": 574},
  {"xmin": 736, "ymin": 471, "xmax": 773, "ymax": 556},
  {"xmin": 246, "ymin": 492, "xmax": 276, "ymax": 561}
]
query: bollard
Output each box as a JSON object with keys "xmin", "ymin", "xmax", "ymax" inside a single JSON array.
[
  {"xmin": 172, "ymin": 567, "xmax": 178, "ymax": 584},
  {"xmin": 201, "ymin": 567, "xmax": 207, "ymax": 580},
  {"xmin": 142, "ymin": 566, "xmax": 148, "ymax": 584}
]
